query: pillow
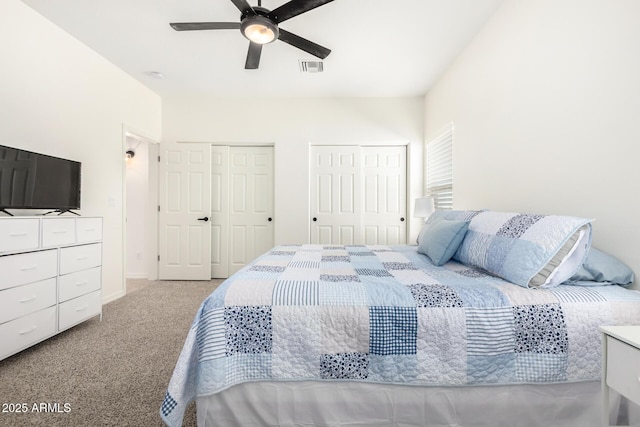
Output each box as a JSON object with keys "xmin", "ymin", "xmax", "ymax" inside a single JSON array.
[
  {"xmin": 416, "ymin": 209, "xmax": 483, "ymax": 245},
  {"xmin": 565, "ymin": 247, "xmax": 635, "ymax": 286},
  {"xmin": 417, "ymin": 220, "xmax": 470, "ymax": 266},
  {"xmin": 454, "ymin": 211, "xmax": 593, "ymax": 288}
]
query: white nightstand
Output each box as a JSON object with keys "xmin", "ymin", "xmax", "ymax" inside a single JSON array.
[{"xmin": 600, "ymin": 325, "xmax": 640, "ymax": 427}]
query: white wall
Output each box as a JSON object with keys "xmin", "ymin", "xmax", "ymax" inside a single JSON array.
[
  {"xmin": 425, "ymin": 0, "xmax": 640, "ymax": 286},
  {"xmin": 162, "ymin": 97, "xmax": 425, "ymax": 245},
  {"xmin": 0, "ymin": 0, "xmax": 162, "ymax": 302}
]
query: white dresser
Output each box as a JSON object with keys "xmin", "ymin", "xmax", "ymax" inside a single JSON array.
[
  {"xmin": 600, "ymin": 325, "xmax": 640, "ymax": 426},
  {"xmin": 0, "ymin": 216, "xmax": 102, "ymax": 361}
]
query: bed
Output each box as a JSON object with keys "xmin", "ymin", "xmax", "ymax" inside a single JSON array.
[{"xmin": 161, "ymin": 210, "xmax": 640, "ymax": 427}]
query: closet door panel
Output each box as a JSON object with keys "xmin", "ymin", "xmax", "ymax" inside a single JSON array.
[{"xmin": 310, "ymin": 146, "xmax": 406, "ymax": 245}]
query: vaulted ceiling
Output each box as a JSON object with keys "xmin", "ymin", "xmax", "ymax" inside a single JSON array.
[{"xmin": 22, "ymin": 0, "xmax": 503, "ymax": 98}]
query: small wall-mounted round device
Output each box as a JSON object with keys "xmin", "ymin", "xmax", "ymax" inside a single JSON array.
[{"xmin": 126, "ymin": 149, "xmax": 135, "ymax": 159}]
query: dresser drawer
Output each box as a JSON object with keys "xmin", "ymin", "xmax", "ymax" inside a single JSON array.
[
  {"xmin": 58, "ymin": 290, "xmax": 101, "ymax": 331},
  {"xmin": 0, "ymin": 306, "xmax": 57, "ymax": 360},
  {"xmin": 606, "ymin": 336, "xmax": 640, "ymax": 406},
  {"xmin": 42, "ymin": 218, "xmax": 76, "ymax": 247},
  {"xmin": 59, "ymin": 243, "xmax": 102, "ymax": 275},
  {"xmin": 76, "ymin": 218, "xmax": 103, "ymax": 243},
  {"xmin": 0, "ymin": 250, "xmax": 58, "ymax": 291},
  {"xmin": 0, "ymin": 218, "xmax": 40, "ymax": 253},
  {"xmin": 0, "ymin": 278, "xmax": 56, "ymax": 325},
  {"xmin": 59, "ymin": 267, "xmax": 101, "ymax": 302}
]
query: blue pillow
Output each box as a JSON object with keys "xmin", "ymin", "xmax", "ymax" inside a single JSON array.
[
  {"xmin": 454, "ymin": 211, "xmax": 592, "ymax": 288},
  {"xmin": 417, "ymin": 220, "xmax": 469, "ymax": 266},
  {"xmin": 566, "ymin": 247, "xmax": 635, "ymax": 286},
  {"xmin": 416, "ymin": 209, "xmax": 483, "ymax": 245}
]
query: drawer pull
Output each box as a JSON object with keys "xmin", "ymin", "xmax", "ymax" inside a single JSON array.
[
  {"xmin": 75, "ymin": 305, "xmax": 88, "ymax": 312},
  {"xmin": 9, "ymin": 232, "xmax": 28, "ymax": 237},
  {"xmin": 52, "ymin": 230, "xmax": 68, "ymax": 234},
  {"xmin": 76, "ymin": 256, "xmax": 89, "ymax": 261},
  {"xmin": 75, "ymin": 281, "xmax": 89, "ymax": 287},
  {"xmin": 19, "ymin": 326, "xmax": 37, "ymax": 335},
  {"xmin": 19, "ymin": 295, "xmax": 37, "ymax": 303},
  {"xmin": 83, "ymin": 228, "xmax": 96, "ymax": 232},
  {"xmin": 20, "ymin": 265, "xmax": 38, "ymax": 271}
]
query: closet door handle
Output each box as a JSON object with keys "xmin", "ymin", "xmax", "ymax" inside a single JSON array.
[
  {"xmin": 400, "ymin": 217, "xmax": 405, "ymax": 222},
  {"xmin": 197, "ymin": 217, "xmax": 209, "ymax": 222},
  {"xmin": 312, "ymin": 217, "xmax": 317, "ymax": 222},
  {"xmin": 268, "ymin": 218, "xmax": 273, "ymax": 222}
]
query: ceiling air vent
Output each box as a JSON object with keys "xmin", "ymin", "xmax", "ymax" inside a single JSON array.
[{"xmin": 299, "ymin": 60, "xmax": 324, "ymax": 73}]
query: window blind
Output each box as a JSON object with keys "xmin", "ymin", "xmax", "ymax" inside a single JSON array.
[{"xmin": 425, "ymin": 124, "xmax": 453, "ymax": 210}]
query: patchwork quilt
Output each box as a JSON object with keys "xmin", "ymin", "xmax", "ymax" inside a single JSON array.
[{"xmin": 161, "ymin": 244, "xmax": 640, "ymax": 427}]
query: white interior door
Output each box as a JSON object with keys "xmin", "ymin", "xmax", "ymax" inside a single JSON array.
[
  {"xmin": 210, "ymin": 146, "xmax": 229, "ymax": 278},
  {"xmin": 228, "ymin": 146, "xmax": 274, "ymax": 275},
  {"xmin": 362, "ymin": 146, "xmax": 407, "ymax": 244},
  {"xmin": 210, "ymin": 146, "xmax": 274, "ymax": 278},
  {"xmin": 310, "ymin": 145, "xmax": 407, "ymax": 245},
  {"xmin": 158, "ymin": 144, "xmax": 211, "ymax": 280},
  {"xmin": 310, "ymin": 146, "xmax": 362, "ymax": 245}
]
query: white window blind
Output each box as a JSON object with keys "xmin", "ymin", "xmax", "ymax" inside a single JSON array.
[{"xmin": 425, "ymin": 124, "xmax": 453, "ymax": 210}]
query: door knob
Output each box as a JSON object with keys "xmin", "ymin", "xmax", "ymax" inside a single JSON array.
[
  {"xmin": 312, "ymin": 217, "xmax": 317, "ymax": 222},
  {"xmin": 268, "ymin": 217, "xmax": 273, "ymax": 222},
  {"xmin": 400, "ymin": 217, "xmax": 405, "ymax": 222},
  {"xmin": 197, "ymin": 217, "xmax": 209, "ymax": 222}
]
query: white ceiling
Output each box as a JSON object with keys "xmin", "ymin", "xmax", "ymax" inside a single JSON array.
[{"xmin": 21, "ymin": 0, "xmax": 503, "ymax": 98}]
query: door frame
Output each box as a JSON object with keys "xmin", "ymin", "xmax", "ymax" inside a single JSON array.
[{"xmin": 122, "ymin": 126, "xmax": 160, "ymax": 296}]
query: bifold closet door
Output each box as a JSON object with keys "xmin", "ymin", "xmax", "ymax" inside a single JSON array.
[
  {"xmin": 211, "ymin": 146, "xmax": 274, "ymax": 278},
  {"xmin": 310, "ymin": 146, "xmax": 362, "ymax": 245},
  {"xmin": 362, "ymin": 146, "xmax": 407, "ymax": 245},
  {"xmin": 309, "ymin": 145, "xmax": 407, "ymax": 246},
  {"xmin": 210, "ymin": 146, "xmax": 230, "ymax": 279}
]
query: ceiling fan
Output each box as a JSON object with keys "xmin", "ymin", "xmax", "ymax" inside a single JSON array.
[{"xmin": 170, "ymin": 0, "xmax": 334, "ymax": 70}]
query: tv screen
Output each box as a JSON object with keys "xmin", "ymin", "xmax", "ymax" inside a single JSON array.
[{"xmin": 0, "ymin": 145, "xmax": 81, "ymax": 212}]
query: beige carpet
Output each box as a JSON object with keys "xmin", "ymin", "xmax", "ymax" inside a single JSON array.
[
  {"xmin": 0, "ymin": 280, "xmax": 222, "ymax": 427},
  {"xmin": 125, "ymin": 278, "xmax": 154, "ymax": 294}
]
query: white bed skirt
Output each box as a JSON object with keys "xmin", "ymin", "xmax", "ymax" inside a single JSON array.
[{"xmin": 197, "ymin": 380, "xmax": 639, "ymax": 427}]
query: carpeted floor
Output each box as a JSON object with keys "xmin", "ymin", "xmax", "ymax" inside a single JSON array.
[{"xmin": 0, "ymin": 280, "xmax": 222, "ymax": 427}]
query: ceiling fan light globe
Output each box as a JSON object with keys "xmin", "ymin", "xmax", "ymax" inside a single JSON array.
[
  {"xmin": 241, "ymin": 16, "xmax": 278, "ymax": 44},
  {"xmin": 244, "ymin": 24, "xmax": 275, "ymax": 43}
]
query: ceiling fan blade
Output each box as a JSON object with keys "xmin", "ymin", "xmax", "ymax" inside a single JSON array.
[
  {"xmin": 268, "ymin": 0, "xmax": 334, "ymax": 23},
  {"xmin": 245, "ymin": 42, "xmax": 263, "ymax": 69},
  {"xmin": 170, "ymin": 22, "xmax": 240, "ymax": 31},
  {"xmin": 278, "ymin": 29, "xmax": 331, "ymax": 59},
  {"xmin": 230, "ymin": 0, "xmax": 257, "ymax": 17}
]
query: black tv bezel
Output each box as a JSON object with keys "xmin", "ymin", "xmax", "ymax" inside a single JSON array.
[{"xmin": 0, "ymin": 145, "xmax": 82, "ymax": 211}]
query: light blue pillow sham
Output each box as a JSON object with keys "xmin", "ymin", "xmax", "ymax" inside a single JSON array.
[
  {"xmin": 417, "ymin": 219, "xmax": 470, "ymax": 266},
  {"xmin": 416, "ymin": 209, "xmax": 483, "ymax": 245},
  {"xmin": 454, "ymin": 211, "xmax": 593, "ymax": 288},
  {"xmin": 565, "ymin": 247, "xmax": 635, "ymax": 287}
]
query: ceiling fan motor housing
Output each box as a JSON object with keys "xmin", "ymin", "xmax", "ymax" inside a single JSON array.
[{"xmin": 243, "ymin": 5, "xmax": 271, "ymax": 18}]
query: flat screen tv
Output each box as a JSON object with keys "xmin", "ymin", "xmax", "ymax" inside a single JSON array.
[{"xmin": 0, "ymin": 145, "xmax": 81, "ymax": 215}]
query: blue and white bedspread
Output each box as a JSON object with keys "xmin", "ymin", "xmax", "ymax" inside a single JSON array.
[{"xmin": 161, "ymin": 244, "xmax": 640, "ymax": 426}]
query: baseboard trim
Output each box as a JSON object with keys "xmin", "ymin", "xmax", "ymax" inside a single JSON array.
[
  {"xmin": 126, "ymin": 273, "xmax": 149, "ymax": 279},
  {"xmin": 102, "ymin": 290, "xmax": 126, "ymax": 305}
]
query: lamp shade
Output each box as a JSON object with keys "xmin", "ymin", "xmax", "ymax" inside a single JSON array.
[{"xmin": 414, "ymin": 197, "xmax": 435, "ymax": 218}]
